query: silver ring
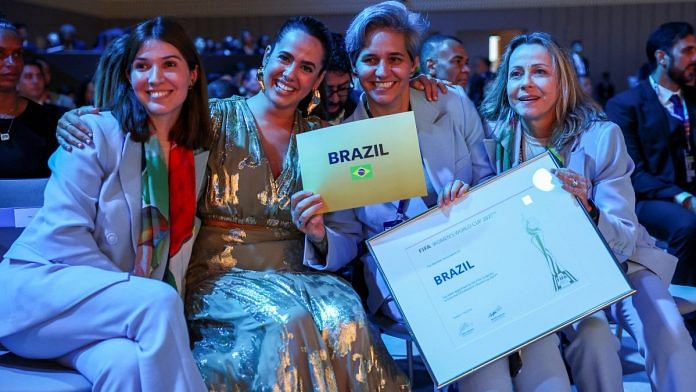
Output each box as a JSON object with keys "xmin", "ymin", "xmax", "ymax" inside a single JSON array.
[{"xmin": 571, "ymin": 179, "xmax": 579, "ymax": 188}]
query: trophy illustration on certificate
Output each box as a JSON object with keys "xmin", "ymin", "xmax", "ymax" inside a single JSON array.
[{"xmin": 525, "ymin": 218, "xmax": 578, "ymax": 291}]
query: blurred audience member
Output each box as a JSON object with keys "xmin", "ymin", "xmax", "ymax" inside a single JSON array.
[
  {"xmin": 239, "ymin": 68, "xmax": 261, "ymax": 97},
  {"xmin": 13, "ymin": 23, "xmax": 37, "ymax": 52},
  {"xmin": 570, "ymin": 39, "xmax": 589, "ymax": 77},
  {"xmin": 45, "ymin": 31, "xmax": 61, "ymax": 53},
  {"xmin": 17, "ymin": 59, "xmax": 68, "ymax": 116},
  {"xmin": 94, "ymin": 27, "xmax": 126, "ymax": 51},
  {"xmin": 58, "ymin": 23, "xmax": 87, "ymax": 50},
  {"xmin": 207, "ymin": 77, "xmax": 238, "ymax": 99},
  {"xmin": 256, "ymin": 34, "xmax": 271, "ymax": 54},
  {"xmin": 0, "ymin": 20, "xmax": 59, "ymax": 178},
  {"xmin": 468, "ymin": 56, "xmax": 495, "ymax": 107},
  {"xmin": 315, "ymin": 32, "xmax": 356, "ymax": 124},
  {"xmin": 221, "ymin": 35, "xmax": 237, "ymax": 55},
  {"xmin": 33, "ymin": 58, "xmax": 75, "ymax": 108},
  {"xmin": 240, "ymin": 30, "xmax": 256, "ymax": 55},
  {"xmin": 420, "ymin": 34, "xmax": 470, "ymax": 88},
  {"xmin": 596, "ymin": 71, "xmax": 615, "ymax": 107},
  {"xmin": 580, "ymin": 75, "xmax": 593, "ymax": 96},
  {"xmin": 194, "ymin": 36, "xmax": 206, "ymax": 54},
  {"xmin": 606, "ymin": 22, "xmax": 696, "ymax": 285},
  {"xmin": 75, "ymin": 77, "xmax": 94, "ymax": 107}
]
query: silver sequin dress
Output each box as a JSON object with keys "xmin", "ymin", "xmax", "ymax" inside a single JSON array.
[{"xmin": 185, "ymin": 97, "xmax": 409, "ymax": 392}]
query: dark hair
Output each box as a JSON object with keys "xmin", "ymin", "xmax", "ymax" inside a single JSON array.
[
  {"xmin": 271, "ymin": 16, "xmax": 332, "ymax": 71},
  {"xmin": 112, "ymin": 17, "xmax": 210, "ymax": 149},
  {"xmin": 207, "ymin": 78, "xmax": 238, "ymax": 99},
  {"xmin": 326, "ymin": 32, "xmax": 351, "ymax": 74},
  {"xmin": 646, "ymin": 22, "xmax": 694, "ymax": 70},
  {"xmin": 21, "ymin": 58, "xmax": 44, "ymax": 79},
  {"xmin": 94, "ymin": 34, "xmax": 128, "ymax": 108},
  {"xmin": 419, "ymin": 34, "xmax": 463, "ymax": 71},
  {"xmin": 0, "ymin": 18, "xmax": 18, "ymax": 35},
  {"xmin": 477, "ymin": 56, "xmax": 491, "ymax": 68}
]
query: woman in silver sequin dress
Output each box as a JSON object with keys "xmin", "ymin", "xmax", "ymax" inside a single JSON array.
[{"xmin": 184, "ymin": 17, "xmax": 409, "ymax": 391}]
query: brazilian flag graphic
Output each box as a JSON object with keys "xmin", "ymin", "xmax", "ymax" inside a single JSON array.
[{"xmin": 351, "ymin": 164, "xmax": 373, "ymax": 180}]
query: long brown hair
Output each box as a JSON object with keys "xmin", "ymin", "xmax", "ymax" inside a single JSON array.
[{"xmin": 111, "ymin": 17, "xmax": 210, "ymax": 149}]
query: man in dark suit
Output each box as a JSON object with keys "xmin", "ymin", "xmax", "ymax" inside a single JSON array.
[{"xmin": 606, "ymin": 22, "xmax": 696, "ymax": 285}]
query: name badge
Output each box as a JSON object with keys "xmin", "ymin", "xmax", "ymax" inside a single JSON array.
[{"xmin": 685, "ymin": 152, "xmax": 695, "ymax": 184}]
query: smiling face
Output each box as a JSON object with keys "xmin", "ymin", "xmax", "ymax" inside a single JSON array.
[
  {"xmin": 0, "ymin": 31, "xmax": 23, "ymax": 93},
  {"xmin": 129, "ymin": 39, "xmax": 197, "ymax": 124},
  {"xmin": 506, "ymin": 43, "xmax": 559, "ymax": 135},
  {"xmin": 261, "ymin": 29, "xmax": 325, "ymax": 111},
  {"xmin": 354, "ymin": 28, "xmax": 416, "ymax": 115}
]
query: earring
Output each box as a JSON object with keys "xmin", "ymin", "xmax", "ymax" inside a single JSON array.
[
  {"xmin": 307, "ymin": 89, "xmax": 321, "ymax": 114},
  {"xmin": 256, "ymin": 67, "xmax": 266, "ymax": 92}
]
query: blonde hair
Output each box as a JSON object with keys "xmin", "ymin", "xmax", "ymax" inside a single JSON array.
[{"xmin": 480, "ymin": 32, "xmax": 605, "ymax": 151}]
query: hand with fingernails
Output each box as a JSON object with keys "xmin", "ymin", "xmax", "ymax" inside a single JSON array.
[
  {"xmin": 290, "ymin": 191, "xmax": 326, "ymax": 243},
  {"xmin": 552, "ymin": 168, "xmax": 592, "ymax": 210},
  {"xmin": 55, "ymin": 106, "xmax": 100, "ymax": 151},
  {"xmin": 437, "ymin": 179, "xmax": 470, "ymax": 208}
]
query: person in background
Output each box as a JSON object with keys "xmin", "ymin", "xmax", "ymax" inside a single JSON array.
[
  {"xmin": 33, "ymin": 58, "xmax": 75, "ymax": 108},
  {"xmin": 570, "ymin": 39, "xmax": 589, "ymax": 77},
  {"xmin": 607, "ymin": 22, "xmax": 696, "ymax": 286},
  {"xmin": 13, "ymin": 22, "xmax": 37, "ymax": 53},
  {"xmin": 207, "ymin": 77, "xmax": 238, "ymax": 99},
  {"xmin": 0, "ymin": 21, "xmax": 59, "ymax": 178},
  {"xmin": 482, "ymin": 31, "xmax": 696, "ymax": 392},
  {"xmin": 580, "ymin": 74, "xmax": 593, "ymax": 97},
  {"xmin": 596, "ymin": 71, "xmax": 615, "ymax": 107},
  {"xmin": 0, "ymin": 17, "xmax": 209, "ymax": 391},
  {"xmin": 314, "ymin": 32, "xmax": 357, "ymax": 124},
  {"xmin": 239, "ymin": 29, "xmax": 257, "ymax": 55},
  {"xmin": 239, "ymin": 67, "xmax": 261, "ymax": 97},
  {"xmin": 291, "ymin": 3, "xmax": 572, "ymax": 391},
  {"xmin": 58, "ymin": 23, "xmax": 87, "ymax": 51},
  {"xmin": 75, "ymin": 77, "xmax": 95, "ymax": 107},
  {"xmin": 419, "ymin": 34, "xmax": 470, "ymax": 89},
  {"xmin": 17, "ymin": 59, "xmax": 69, "ymax": 123},
  {"xmin": 469, "ymin": 56, "xmax": 495, "ymax": 108}
]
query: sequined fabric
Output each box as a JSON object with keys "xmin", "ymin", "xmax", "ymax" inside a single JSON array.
[{"xmin": 186, "ymin": 97, "xmax": 409, "ymax": 391}]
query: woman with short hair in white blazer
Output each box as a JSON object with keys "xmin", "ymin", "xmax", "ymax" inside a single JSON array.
[
  {"xmin": 0, "ymin": 17, "xmax": 209, "ymax": 391},
  {"xmin": 291, "ymin": 2, "xmax": 573, "ymax": 390},
  {"xmin": 480, "ymin": 32, "xmax": 696, "ymax": 391}
]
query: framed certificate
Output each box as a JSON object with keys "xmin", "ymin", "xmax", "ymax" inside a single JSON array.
[{"xmin": 366, "ymin": 152, "xmax": 634, "ymax": 388}]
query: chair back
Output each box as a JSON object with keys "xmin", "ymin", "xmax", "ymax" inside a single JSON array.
[{"xmin": 0, "ymin": 178, "xmax": 48, "ymax": 255}]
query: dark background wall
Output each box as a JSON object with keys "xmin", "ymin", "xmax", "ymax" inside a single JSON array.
[{"xmin": 4, "ymin": 0, "xmax": 696, "ymax": 92}]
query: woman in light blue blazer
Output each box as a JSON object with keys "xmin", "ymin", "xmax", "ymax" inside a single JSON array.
[
  {"xmin": 0, "ymin": 18, "xmax": 208, "ymax": 391},
  {"xmin": 481, "ymin": 31, "xmax": 696, "ymax": 392},
  {"xmin": 290, "ymin": 2, "xmax": 573, "ymax": 390}
]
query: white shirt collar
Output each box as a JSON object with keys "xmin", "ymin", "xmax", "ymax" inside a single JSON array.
[{"xmin": 649, "ymin": 75, "xmax": 682, "ymax": 106}]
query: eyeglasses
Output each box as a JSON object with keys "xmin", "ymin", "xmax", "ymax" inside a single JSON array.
[{"xmin": 323, "ymin": 82, "xmax": 353, "ymax": 98}]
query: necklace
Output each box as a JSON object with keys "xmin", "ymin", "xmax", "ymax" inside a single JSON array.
[
  {"xmin": 0, "ymin": 99, "xmax": 19, "ymax": 142},
  {"xmin": 0, "ymin": 117, "xmax": 13, "ymax": 141}
]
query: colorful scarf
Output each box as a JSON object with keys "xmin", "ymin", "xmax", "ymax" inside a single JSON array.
[
  {"xmin": 494, "ymin": 118, "xmax": 565, "ymax": 173},
  {"xmin": 133, "ymin": 136, "xmax": 196, "ymax": 292}
]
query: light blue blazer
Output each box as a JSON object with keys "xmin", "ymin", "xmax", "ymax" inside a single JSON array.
[
  {"xmin": 0, "ymin": 112, "xmax": 209, "ymax": 338},
  {"xmin": 483, "ymin": 119, "xmax": 677, "ymax": 284},
  {"xmin": 304, "ymin": 87, "xmax": 494, "ymax": 314}
]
